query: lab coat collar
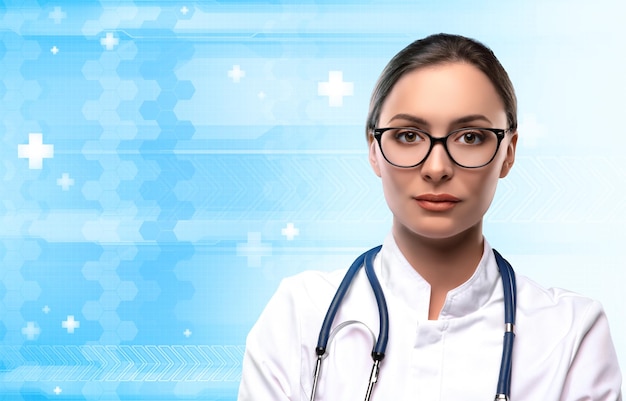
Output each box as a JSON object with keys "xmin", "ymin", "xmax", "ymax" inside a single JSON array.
[{"xmin": 378, "ymin": 233, "xmax": 499, "ymax": 320}]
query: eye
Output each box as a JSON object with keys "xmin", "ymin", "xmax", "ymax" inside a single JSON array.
[
  {"xmin": 454, "ymin": 129, "xmax": 486, "ymax": 145},
  {"xmin": 394, "ymin": 129, "xmax": 425, "ymax": 144}
]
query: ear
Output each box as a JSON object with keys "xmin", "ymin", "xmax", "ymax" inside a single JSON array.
[
  {"xmin": 499, "ymin": 131, "xmax": 518, "ymax": 178},
  {"xmin": 369, "ymin": 138, "xmax": 382, "ymax": 177}
]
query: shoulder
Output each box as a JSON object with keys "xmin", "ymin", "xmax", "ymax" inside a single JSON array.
[
  {"xmin": 280, "ymin": 268, "xmax": 347, "ymax": 291},
  {"xmin": 511, "ymin": 275, "xmax": 622, "ymax": 398},
  {"xmin": 244, "ymin": 269, "xmax": 347, "ymax": 358},
  {"xmin": 272, "ymin": 268, "xmax": 349, "ymax": 312},
  {"xmin": 516, "ymin": 273, "xmax": 601, "ymax": 315},
  {"xmin": 253, "ymin": 268, "xmax": 350, "ymax": 325},
  {"xmin": 514, "ymin": 273, "xmax": 609, "ymax": 350},
  {"xmin": 254, "ymin": 266, "xmax": 375, "ymax": 347}
]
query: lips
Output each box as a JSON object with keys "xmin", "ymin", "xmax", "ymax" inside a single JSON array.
[
  {"xmin": 414, "ymin": 193, "xmax": 460, "ymax": 211},
  {"xmin": 415, "ymin": 194, "xmax": 460, "ymax": 202}
]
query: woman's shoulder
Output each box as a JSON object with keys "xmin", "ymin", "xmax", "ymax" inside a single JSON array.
[
  {"xmin": 516, "ymin": 274, "xmax": 598, "ymax": 306},
  {"xmin": 514, "ymin": 273, "xmax": 606, "ymax": 329},
  {"xmin": 247, "ymin": 269, "xmax": 349, "ymax": 340},
  {"xmin": 274, "ymin": 268, "xmax": 349, "ymax": 306},
  {"xmin": 282, "ymin": 268, "xmax": 348, "ymax": 287},
  {"xmin": 511, "ymin": 273, "xmax": 620, "ymax": 396}
]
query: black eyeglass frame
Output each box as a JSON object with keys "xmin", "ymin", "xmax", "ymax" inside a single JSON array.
[{"xmin": 372, "ymin": 126, "xmax": 511, "ymax": 169}]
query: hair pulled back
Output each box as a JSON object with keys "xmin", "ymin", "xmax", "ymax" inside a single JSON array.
[{"xmin": 366, "ymin": 33, "xmax": 517, "ymax": 140}]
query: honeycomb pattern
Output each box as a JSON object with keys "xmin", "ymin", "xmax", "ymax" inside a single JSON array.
[{"xmin": 1, "ymin": 1, "xmax": 626, "ymax": 401}]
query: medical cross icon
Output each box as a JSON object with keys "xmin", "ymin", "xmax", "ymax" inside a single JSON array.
[
  {"xmin": 57, "ymin": 173, "xmax": 75, "ymax": 191},
  {"xmin": 101, "ymin": 32, "xmax": 119, "ymax": 50},
  {"xmin": 53, "ymin": 386, "xmax": 62, "ymax": 395},
  {"xmin": 22, "ymin": 321, "xmax": 40, "ymax": 340},
  {"xmin": 228, "ymin": 65, "xmax": 245, "ymax": 83},
  {"xmin": 48, "ymin": 6, "xmax": 66, "ymax": 24},
  {"xmin": 18, "ymin": 133, "xmax": 54, "ymax": 169},
  {"xmin": 281, "ymin": 223, "xmax": 299, "ymax": 240},
  {"xmin": 62, "ymin": 315, "xmax": 80, "ymax": 333},
  {"xmin": 318, "ymin": 70, "xmax": 353, "ymax": 107},
  {"xmin": 50, "ymin": 46, "xmax": 59, "ymax": 55},
  {"xmin": 237, "ymin": 232, "xmax": 272, "ymax": 267}
]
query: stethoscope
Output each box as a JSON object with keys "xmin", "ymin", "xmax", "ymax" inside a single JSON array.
[{"xmin": 310, "ymin": 245, "xmax": 517, "ymax": 401}]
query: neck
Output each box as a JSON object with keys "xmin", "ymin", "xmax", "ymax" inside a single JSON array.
[{"xmin": 392, "ymin": 221, "xmax": 484, "ymax": 320}]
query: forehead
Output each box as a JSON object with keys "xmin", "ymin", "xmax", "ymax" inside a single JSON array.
[{"xmin": 379, "ymin": 62, "xmax": 506, "ymax": 128}]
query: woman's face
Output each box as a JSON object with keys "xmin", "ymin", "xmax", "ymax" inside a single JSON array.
[{"xmin": 369, "ymin": 62, "xmax": 517, "ymax": 241}]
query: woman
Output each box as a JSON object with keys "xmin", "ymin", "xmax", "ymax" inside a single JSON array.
[{"xmin": 238, "ymin": 33, "xmax": 622, "ymax": 400}]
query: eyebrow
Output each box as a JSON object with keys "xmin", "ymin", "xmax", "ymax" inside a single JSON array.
[{"xmin": 387, "ymin": 113, "xmax": 493, "ymax": 127}]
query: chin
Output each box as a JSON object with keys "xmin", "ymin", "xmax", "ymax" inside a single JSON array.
[
  {"xmin": 398, "ymin": 218, "xmax": 482, "ymax": 242},
  {"xmin": 414, "ymin": 228, "xmax": 467, "ymax": 241}
]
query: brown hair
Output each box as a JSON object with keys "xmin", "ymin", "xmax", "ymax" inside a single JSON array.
[{"xmin": 366, "ymin": 33, "xmax": 517, "ymax": 141}]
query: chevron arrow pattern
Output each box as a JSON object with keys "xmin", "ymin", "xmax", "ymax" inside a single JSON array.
[{"xmin": 0, "ymin": 345, "xmax": 244, "ymax": 382}]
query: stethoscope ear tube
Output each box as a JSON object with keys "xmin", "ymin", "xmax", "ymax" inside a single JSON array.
[
  {"xmin": 311, "ymin": 246, "xmax": 383, "ymax": 401},
  {"xmin": 363, "ymin": 246, "xmax": 388, "ymax": 360},
  {"xmin": 493, "ymin": 249, "xmax": 517, "ymax": 399},
  {"xmin": 315, "ymin": 246, "xmax": 382, "ymax": 355}
]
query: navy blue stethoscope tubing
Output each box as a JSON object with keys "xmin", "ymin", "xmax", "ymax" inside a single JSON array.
[
  {"xmin": 363, "ymin": 246, "xmax": 389, "ymax": 360},
  {"xmin": 315, "ymin": 245, "xmax": 386, "ymax": 358},
  {"xmin": 315, "ymin": 246, "xmax": 517, "ymax": 400},
  {"xmin": 494, "ymin": 249, "xmax": 517, "ymax": 398}
]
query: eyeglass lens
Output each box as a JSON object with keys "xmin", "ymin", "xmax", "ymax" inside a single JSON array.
[{"xmin": 378, "ymin": 128, "xmax": 500, "ymax": 168}]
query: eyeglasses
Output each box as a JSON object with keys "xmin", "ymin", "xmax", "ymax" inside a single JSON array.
[{"xmin": 372, "ymin": 127, "xmax": 511, "ymax": 168}]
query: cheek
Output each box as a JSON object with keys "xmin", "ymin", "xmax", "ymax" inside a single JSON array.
[
  {"xmin": 466, "ymin": 169, "xmax": 501, "ymax": 210},
  {"xmin": 378, "ymin": 165, "xmax": 415, "ymax": 206},
  {"xmin": 470, "ymin": 149, "xmax": 509, "ymax": 200}
]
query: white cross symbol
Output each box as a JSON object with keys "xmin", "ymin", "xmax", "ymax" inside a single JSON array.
[
  {"xmin": 100, "ymin": 33, "xmax": 119, "ymax": 51},
  {"xmin": 180, "ymin": 6, "xmax": 189, "ymax": 15},
  {"xmin": 236, "ymin": 232, "xmax": 272, "ymax": 267},
  {"xmin": 22, "ymin": 322, "xmax": 41, "ymax": 340},
  {"xmin": 318, "ymin": 71, "xmax": 354, "ymax": 107},
  {"xmin": 53, "ymin": 386, "xmax": 62, "ymax": 395},
  {"xmin": 18, "ymin": 133, "xmax": 54, "ymax": 169},
  {"xmin": 42, "ymin": 305, "xmax": 51, "ymax": 314},
  {"xmin": 228, "ymin": 65, "xmax": 245, "ymax": 83},
  {"xmin": 281, "ymin": 223, "xmax": 299, "ymax": 240},
  {"xmin": 50, "ymin": 46, "xmax": 59, "ymax": 55},
  {"xmin": 258, "ymin": 91, "xmax": 266, "ymax": 100},
  {"xmin": 183, "ymin": 328, "xmax": 192, "ymax": 338},
  {"xmin": 57, "ymin": 173, "xmax": 75, "ymax": 191},
  {"xmin": 48, "ymin": 6, "xmax": 66, "ymax": 24},
  {"xmin": 62, "ymin": 315, "xmax": 80, "ymax": 333}
]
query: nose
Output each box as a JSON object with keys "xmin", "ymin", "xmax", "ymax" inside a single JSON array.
[{"xmin": 420, "ymin": 141, "xmax": 454, "ymax": 183}]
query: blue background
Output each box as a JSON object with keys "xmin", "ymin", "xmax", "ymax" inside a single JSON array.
[{"xmin": 1, "ymin": 0, "xmax": 625, "ymax": 399}]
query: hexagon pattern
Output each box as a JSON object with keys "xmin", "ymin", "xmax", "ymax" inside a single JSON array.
[{"xmin": 2, "ymin": 1, "xmax": 626, "ymax": 401}]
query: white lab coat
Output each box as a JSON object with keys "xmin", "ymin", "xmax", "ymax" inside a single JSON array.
[{"xmin": 238, "ymin": 235, "xmax": 622, "ymax": 400}]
